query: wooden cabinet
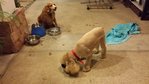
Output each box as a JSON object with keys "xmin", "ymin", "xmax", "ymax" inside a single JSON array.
[
  {"xmin": 0, "ymin": 8, "xmax": 29, "ymax": 54},
  {"xmin": 123, "ymin": 0, "xmax": 149, "ymax": 20}
]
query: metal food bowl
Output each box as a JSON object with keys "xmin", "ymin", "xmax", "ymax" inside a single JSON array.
[
  {"xmin": 25, "ymin": 35, "xmax": 40, "ymax": 45},
  {"xmin": 47, "ymin": 27, "xmax": 61, "ymax": 36}
]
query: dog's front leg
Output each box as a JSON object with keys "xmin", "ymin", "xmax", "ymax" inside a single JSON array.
[
  {"xmin": 93, "ymin": 42, "xmax": 100, "ymax": 54},
  {"xmin": 83, "ymin": 54, "xmax": 92, "ymax": 72},
  {"xmin": 53, "ymin": 17, "xmax": 60, "ymax": 28}
]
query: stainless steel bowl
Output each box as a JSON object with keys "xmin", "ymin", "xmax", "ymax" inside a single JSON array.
[
  {"xmin": 47, "ymin": 27, "xmax": 61, "ymax": 36},
  {"xmin": 25, "ymin": 35, "xmax": 40, "ymax": 45}
]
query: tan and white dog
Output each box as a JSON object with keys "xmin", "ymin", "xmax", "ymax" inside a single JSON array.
[{"xmin": 61, "ymin": 27, "xmax": 106, "ymax": 76}]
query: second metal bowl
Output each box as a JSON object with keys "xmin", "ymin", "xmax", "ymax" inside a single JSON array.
[{"xmin": 47, "ymin": 27, "xmax": 61, "ymax": 36}]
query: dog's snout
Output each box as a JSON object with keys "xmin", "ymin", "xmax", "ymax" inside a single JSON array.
[
  {"xmin": 61, "ymin": 64, "xmax": 66, "ymax": 68},
  {"xmin": 52, "ymin": 4, "xmax": 57, "ymax": 10},
  {"xmin": 53, "ymin": 6, "xmax": 57, "ymax": 11}
]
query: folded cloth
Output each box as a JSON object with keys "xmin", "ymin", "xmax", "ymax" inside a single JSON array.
[{"xmin": 106, "ymin": 23, "xmax": 140, "ymax": 44}]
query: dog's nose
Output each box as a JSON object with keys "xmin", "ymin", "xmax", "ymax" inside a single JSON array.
[
  {"xmin": 54, "ymin": 7, "xmax": 57, "ymax": 11},
  {"xmin": 52, "ymin": 4, "xmax": 57, "ymax": 10},
  {"xmin": 61, "ymin": 64, "xmax": 66, "ymax": 68}
]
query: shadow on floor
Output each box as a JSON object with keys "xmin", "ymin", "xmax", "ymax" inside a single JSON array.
[{"xmin": 91, "ymin": 52, "xmax": 132, "ymax": 77}]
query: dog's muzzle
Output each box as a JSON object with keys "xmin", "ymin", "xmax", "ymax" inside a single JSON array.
[
  {"xmin": 51, "ymin": 4, "xmax": 57, "ymax": 11},
  {"xmin": 54, "ymin": 7, "xmax": 57, "ymax": 11}
]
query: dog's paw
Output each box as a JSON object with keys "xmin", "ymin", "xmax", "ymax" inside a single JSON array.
[
  {"xmin": 55, "ymin": 25, "xmax": 60, "ymax": 28},
  {"xmin": 101, "ymin": 52, "xmax": 106, "ymax": 59},
  {"xmin": 101, "ymin": 57, "xmax": 105, "ymax": 59},
  {"xmin": 82, "ymin": 66, "xmax": 91, "ymax": 72},
  {"xmin": 101, "ymin": 55, "xmax": 106, "ymax": 59},
  {"xmin": 93, "ymin": 50, "xmax": 99, "ymax": 54}
]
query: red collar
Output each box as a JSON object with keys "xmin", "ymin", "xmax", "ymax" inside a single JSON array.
[{"xmin": 71, "ymin": 49, "xmax": 84, "ymax": 64}]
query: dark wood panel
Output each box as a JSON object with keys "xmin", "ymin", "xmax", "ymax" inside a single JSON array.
[{"xmin": 123, "ymin": 0, "xmax": 149, "ymax": 20}]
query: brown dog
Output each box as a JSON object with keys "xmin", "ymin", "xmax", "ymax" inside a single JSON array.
[
  {"xmin": 61, "ymin": 27, "xmax": 106, "ymax": 76},
  {"xmin": 38, "ymin": 2, "xmax": 58, "ymax": 29}
]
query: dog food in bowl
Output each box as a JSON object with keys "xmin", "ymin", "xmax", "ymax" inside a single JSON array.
[{"xmin": 47, "ymin": 27, "xmax": 61, "ymax": 36}]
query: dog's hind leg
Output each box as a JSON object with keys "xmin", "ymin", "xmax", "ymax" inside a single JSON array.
[{"xmin": 100, "ymin": 36, "xmax": 106, "ymax": 59}]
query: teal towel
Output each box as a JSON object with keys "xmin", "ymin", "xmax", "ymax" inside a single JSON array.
[{"xmin": 106, "ymin": 23, "xmax": 140, "ymax": 45}]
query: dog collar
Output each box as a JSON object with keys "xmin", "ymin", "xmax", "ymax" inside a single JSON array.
[{"xmin": 71, "ymin": 49, "xmax": 84, "ymax": 64}]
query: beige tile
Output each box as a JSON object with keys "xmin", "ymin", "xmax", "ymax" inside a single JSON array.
[{"xmin": 0, "ymin": 54, "xmax": 15, "ymax": 77}]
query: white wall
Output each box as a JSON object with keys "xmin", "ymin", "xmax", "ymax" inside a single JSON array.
[
  {"xmin": 136, "ymin": 0, "xmax": 140, "ymax": 3},
  {"xmin": 0, "ymin": 0, "xmax": 16, "ymax": 14}
]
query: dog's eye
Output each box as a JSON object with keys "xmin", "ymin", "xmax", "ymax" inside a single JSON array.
[
  {"xmin": 50, "ymin": 5, "xmax": 52, "ymax": 7},
  {"xmin": 47, "ymin": 5, "xmax": 52, "ymax": 8}
]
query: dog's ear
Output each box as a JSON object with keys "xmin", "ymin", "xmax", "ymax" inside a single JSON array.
[
  {"xmin": 43, "ymin": 4, "xmax": 51, "ymax": 13},
  {"xmin": 64, "ymin": 53, "xmax": 76, "ymax": 64},
  {"xmin": 61, "ymin": 53, "xmax": 69, "ymax": 68},
  {"xmin": 68, "ymin": 58, "xmax": 76, "ymax": 65},
  {"xmin": 45, "ymin": 6, "xmax": 51, "ymax": 13},
  {"xmin": 47, "ymin": 10, "xmax": 50, "ymax": 13}
]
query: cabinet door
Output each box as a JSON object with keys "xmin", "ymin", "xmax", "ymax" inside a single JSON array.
[
  {"xmin": 0, "ymin": 22, "xmax": 12, "ymax": 36},
  {"xmin": 0, "ymin": 0, "xmax": 16, "ymax": 14},
  {"xmin": 141, "ymin": 0, "xmax": 149, "ymax": 20}
]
